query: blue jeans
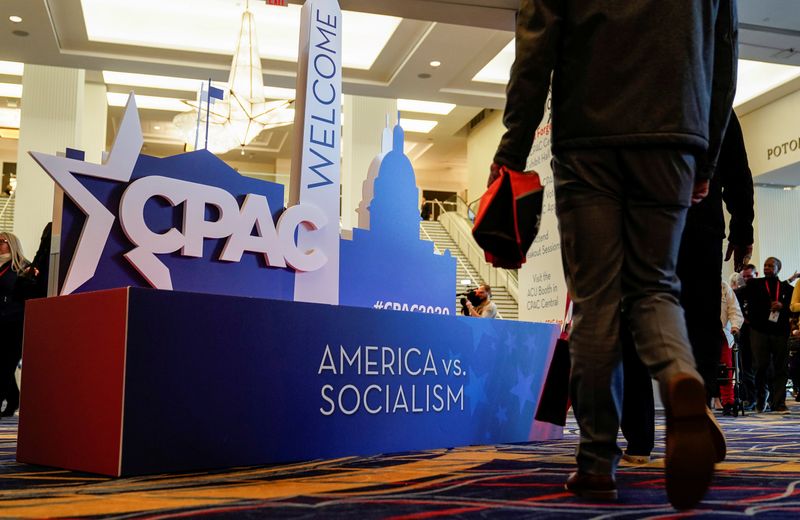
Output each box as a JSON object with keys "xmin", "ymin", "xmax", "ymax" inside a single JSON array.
[{"xmin": 553, "ymin": 147, "xmax": 702, "ymax": 476}]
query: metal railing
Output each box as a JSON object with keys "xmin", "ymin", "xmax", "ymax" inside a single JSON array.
[{"xmin": 424, "ymin": 198, "xmax": 518, "ymax": 304}]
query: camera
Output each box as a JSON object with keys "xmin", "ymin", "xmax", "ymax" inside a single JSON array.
[{"xmin": 459, "ymin": 288, "xmax": 483, "ymax": 316}]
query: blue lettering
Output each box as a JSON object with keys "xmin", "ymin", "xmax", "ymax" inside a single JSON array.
[
  {"xmin": 315, "ymin": 10, "xmax": 337, "ymax": 29},
  {"xmin": 314, "ymin": 53, "xmax": 336, "ymax": 79},
  {"xmin": 311, "ymin": 107, "xmax": 336, "ymax": 125},
  {"xmin": 314, "ymin": 26, "xmax": 337, "ymax": 55},
  {"xmin": 312, "ymin": 79, "xmax": 335, "ymax": 105},
  {"xmin": 310, "ymin": 125, "xmax": 335, "ymax": 148},
  {"xmin": 307, "ymin": 147, "xmax": 334, "ymax": 189}
]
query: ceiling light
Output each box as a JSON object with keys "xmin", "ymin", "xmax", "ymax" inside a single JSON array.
[
  {"xmin": 106, "ymin": 92, "xmax": 187, "ymax": 112},
  {"xmin": 473, "ymin": 40, "xmax": 514, "ymax": 84},
  {"xmin": 103, "ymin": 71, "xmax": 296, "ymax": 100},
  {"xmin": 429, "ymin": 60, "xmax": 442, "ymax": 68},
  {"xmin": 400, "ymin": 118, "xmax": 438, "ymax": 133},
  {"xmin": 0, "ymin": 83, "xmax": 22, "ymax": 98},
  {"xmin": 103, "ymin": 71, "xmax": 201, "ymax": 91},
  {"xmin": 0, "ymin": 61, "xmax": 24, "ymax": 76},
  {"xmin": 734, "ymin": 59, "xmax": 800, "ymax": 107},
  {"xmin": 172, "ymin": 3, "xmax": 295, "ymax": 154},
  {"xmin": 0, "ymin": 107, "xmax": 21, "ymax": 129},
  {"xmin": 81, "ymin": 0, "xmax": 400, "ymax": 70},
  {"xmin": 153, "ymin": 125, "xmax": 161, "ymax": 130},
  {"xmin": 398, "ymin": 99, "xmax": 455, "ymax": 115},
  {"xmin": 9, "ymin": 16, "xmax": 23, "ymax": 23},
  {"xmin": 783, "ymin": 187, "xmax": 792, "ymax": 191}
]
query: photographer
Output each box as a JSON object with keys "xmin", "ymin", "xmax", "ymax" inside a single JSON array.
[{"xmin": 464, "ymin": 284, "xmax": 497, "ymax": 318}]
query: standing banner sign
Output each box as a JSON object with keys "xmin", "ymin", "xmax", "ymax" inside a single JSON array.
[
  {"xmin": 290, "ymin": 0, "xmax": 342, "ymax": 305},
  {"xmin": 519, "ymin": 94, "xmax": 568, "ymax": 324}
]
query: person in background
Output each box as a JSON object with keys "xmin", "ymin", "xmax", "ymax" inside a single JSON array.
[
  {"xmin": 676, "ymin": 113, "xmax": 754, "ymax": 405},
  {"xmin": 0, "ymin": 231, "xmax": 29, "ymax": 418},
  {"xmin": 466, "ymin": 284, "xmax": 498, "ymax": 318},
  {"xmin": 744, "ymin": 257, "xmax": 793, "ymax": 413},
  {"xmin": 791, "ymin": 277, "xmax": 800, "ymax": 313},
  {"xmin": 16, "ymin": 222, "xmax": 51, "ymax": 301},
  {"xmin": 719, "ymin": 280, "xmax": 744, "ymax": 415},
  {"xmin": 734, "ymin": 263, "xmax": 758, "ymax": 408}
]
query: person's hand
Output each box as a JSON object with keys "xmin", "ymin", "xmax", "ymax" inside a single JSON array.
[
  {"xmin": 691, "ymin": 179, "xmax": 710, "ymax": 204},
  {"xmin": 731, "ymin": 327, "xmax": 740, "ymax": 336},
  {"xmin": 788, "ymin": 270, "xmax": 800, "ymax": 283},
  {"xmin": 771, "ymin": 301, "xmax": 783, "ymax": 312},
  {"xmin": 725, "ymin": 243, "xmax": 753, "ymax": 272},
  {"xmin": 488, "ymin": 163, "xmax": 502, "ymax": 188}
]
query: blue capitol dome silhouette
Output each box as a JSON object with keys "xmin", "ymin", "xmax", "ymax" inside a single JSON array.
[{"xmin": 339, "ymin": 119, "xmax": 456, "ymax": 314}]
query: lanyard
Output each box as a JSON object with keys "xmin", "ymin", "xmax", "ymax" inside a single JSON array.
[
  {"xmin": 0, "ymin": 264, "xmax": 9, "ymax": 278},
  {"xmin": 765, "ymin": 279, "xmax": 780, "ymax": 302}
]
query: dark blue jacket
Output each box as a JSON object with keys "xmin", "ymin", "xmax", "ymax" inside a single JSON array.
[{"xmin": 494, "ymin": 0, "xmax": 738, "ymax": 179}]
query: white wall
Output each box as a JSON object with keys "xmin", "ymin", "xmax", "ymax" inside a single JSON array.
[
  {"xmin": 465, "ymin": 110, "xmax": 504, "ymax": 206},
  {"xmin": 752, "ymin": 187, "xmax": 800, "ymax": 276}
]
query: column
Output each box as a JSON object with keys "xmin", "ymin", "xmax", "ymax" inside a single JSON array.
[{"xmin": 14, "ymin": 65, "xmax": 85, "ymax": 256}]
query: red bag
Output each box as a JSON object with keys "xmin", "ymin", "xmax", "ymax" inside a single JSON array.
[{"xmin": 472, "ymin": 166, "xmax": 544, "ymax": 269}]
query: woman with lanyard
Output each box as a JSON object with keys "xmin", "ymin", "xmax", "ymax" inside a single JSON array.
[{"xmin": 0, "ymin": 232, "xmax": 29, "ymax": 418}]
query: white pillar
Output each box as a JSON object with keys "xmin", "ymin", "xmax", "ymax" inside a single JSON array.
[
  {"xmin": 82, "ymin": 82, "xmax": 108, "ymax": 164},
  {"xmin": 14, "ymin": 65, "xmax": 85, "ymax": 256},
  {"xmin": 341, "ymin": 94, "xmax": 397, "ymax": 231}
]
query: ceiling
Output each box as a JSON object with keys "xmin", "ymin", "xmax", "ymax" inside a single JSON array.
[{"xmin": 1, "ymin": 0, "xmax": 799, "ymax": 186}]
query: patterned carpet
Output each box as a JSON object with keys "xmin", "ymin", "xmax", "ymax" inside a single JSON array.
[{"xmin": 1, "ymin": 402, "xmax": 800, "ymax": 519}]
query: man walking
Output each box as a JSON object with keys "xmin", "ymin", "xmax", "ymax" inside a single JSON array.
[
  {"xmin": 745, "ymin": 257, "xmax": 794, "ymax": 413},
  {"xmin": 491, "ymin": 0, "xmax": 736, "ymax": 509}
]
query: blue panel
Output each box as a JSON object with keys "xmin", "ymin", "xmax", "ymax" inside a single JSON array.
[
  {"xmin": 59, "ymin": 150, "xmax": 294, "ymax": 300},
  {"xmin": 120, "ymin": 288, "xmax": 558, "ymax": 475},
  {"xmin": 339, "ymin": 124, "xmax": 456, "ymax": 314}
]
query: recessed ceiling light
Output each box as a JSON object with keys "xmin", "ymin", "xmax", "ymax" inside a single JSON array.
[
  {"xmin": 106, "ymin": 92, "xmax": 187, "ymax": 112},
  {"xmin": 734, "ymin": 59, "xmax": 800, "ymax": 107},
  {"xmin": 399, "ymin": 118, "xmax": 438, "ymax": 133},
  {"xmin": 153, "ymin": 125, "xmax": 161, "ymax": 130},
  {"xmin": 473, "ymin": 40, "xmax": 514, "ymax": 84},
  {"xmin": 9, "ymin": 16, "xmax": 23, "ymax": 23},
  {"xmin": 0, "ymin": 83, "xmax": 22, "ymax": 98},
  {"xmin": 12, "ymin": 30, "xmax": 29, "ymax": 37},
  {"xmin": 417, "ymin": 73, "xmax": 431, "ymax": 79},
  {"xmin": 398, "ymin": 99, "xmax": 455, "ymax": 115},
  {"xmin": 429, "ymin": 60, "xmax": 441, "ymax": 68},
  {"xmin": 0, "ymin": 107, "xmax": 21, "ymax": 129},
  {"xmin": 0, "ymin": 61, "xmax": 24, "ymax": 76}
]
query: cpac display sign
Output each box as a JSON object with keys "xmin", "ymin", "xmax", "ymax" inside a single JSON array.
[{"xmin": 31, "ymin": 98, "xmax": 325, "ymax": 297}]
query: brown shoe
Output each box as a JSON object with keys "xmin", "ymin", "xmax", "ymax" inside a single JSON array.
[
  {"xmin": 564, "ymin": 471, "xmax": 618, "ymax": 500},
  {"xmin": 665, "ymin": 373, "xmax": 718, "ymax": 510}
]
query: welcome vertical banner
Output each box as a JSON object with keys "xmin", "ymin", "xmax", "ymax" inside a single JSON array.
[
  {"xmin": 290, "ymin": 0, "xmax": 342, "ymax": 304},
  {"xmin": 519, "ymin": 94, "xmax": 567, "ymax": 324}
]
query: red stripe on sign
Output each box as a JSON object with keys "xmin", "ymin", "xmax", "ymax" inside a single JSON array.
[
  {"xmin": 17, "ymin": 288, "xmax": 130, "ymax": 476},
  {"xmin": 266, "ymin": 0, "xmax": 288, "ymax": 6}
]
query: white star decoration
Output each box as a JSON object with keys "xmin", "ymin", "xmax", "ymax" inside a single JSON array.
[{"xmin": 29, "ymin": 94, "xmax": 143, "ymax": 295}]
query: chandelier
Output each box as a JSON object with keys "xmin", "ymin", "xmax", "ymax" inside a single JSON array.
[{"xmin": 173, "ymin": 1, "xmax": 295, "ymax": 154}]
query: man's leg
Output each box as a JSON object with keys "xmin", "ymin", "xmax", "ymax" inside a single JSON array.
[
  {"xmin": 621, "ymin": 323, "xmax": 655, "ymax": 459},
  {"xmin": 553, "ymin": 149, "xmax": 625, "ymax": 481},
  {"xmin": 769, "ymin": 335, "xmax": 789, "ymax": 410},
  {"xmin": 617, "ymin": 148, "xmax": 699, "ymax": 388},
  {"xmin": 750, "ymin": 329, "xmax": 771, "ymax": 411},
  {"xmin": 618, "ymin": 148, "xmax": 721, "ymax": 510},
  {"xmin": 677, "ymin": 227, "xmax": 724, "ymax": 402}
]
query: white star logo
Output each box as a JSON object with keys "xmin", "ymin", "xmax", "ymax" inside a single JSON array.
[{"xmin": 29, "ymin": 94, "xmax": 143, "ymax": 295}]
